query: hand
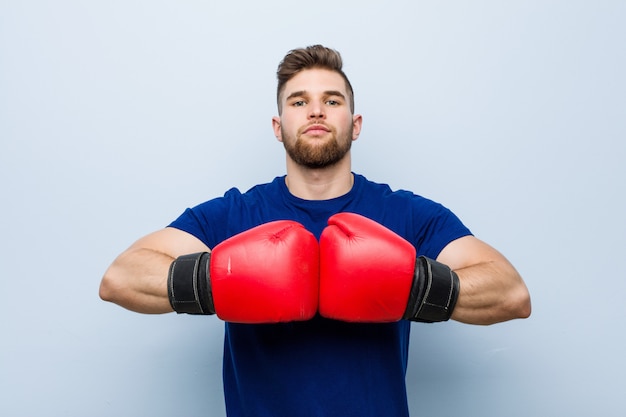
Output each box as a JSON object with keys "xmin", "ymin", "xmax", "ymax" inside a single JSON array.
[
  {"xmin": 319, "ymin": 212, "xmax": 459, "ymax": 323},
  {"xmin": 168, "ymin": 220, "xmax": 319, "ymax": 323}
]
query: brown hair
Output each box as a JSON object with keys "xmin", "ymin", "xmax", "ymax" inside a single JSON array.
[{"xmin": 276, "ymin": 45, "xmax": 354, "ymax": 114}]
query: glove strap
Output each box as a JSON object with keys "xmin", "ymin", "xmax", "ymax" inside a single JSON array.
[
  {"xmin": 403, "ymin": 256, "xmax": 460, "ymax": 323},
  {"xmin": 167, "ymin": 252, "xmax": 215, "ymax": 315}
]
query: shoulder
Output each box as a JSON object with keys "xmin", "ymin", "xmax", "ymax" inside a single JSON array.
[
  {"xmin": 353, "ymin": 174, "xmax": 471, "ymax": 257},
  {"xmin": 354, "ymin": 173, "xmax": 442, "ymax": 211},
  {"xmin": 238, "ymin": 176, "xmax": 285, "ymax": 200},
  {"xmin": 188, "ymin": 177, "xmax": 284, "ymax": 212},
  {"xmin": 168, "ymin": 177, "xmax": 283, "ymax": 247}
]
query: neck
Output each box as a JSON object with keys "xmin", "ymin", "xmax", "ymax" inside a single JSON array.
[{"xmin": 284, "ymin": 156, "xmax": 354, "ymax": 200}]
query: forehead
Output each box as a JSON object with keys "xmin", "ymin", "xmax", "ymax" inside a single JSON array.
[{"xmin": 281, "ymin": 68, "xmax": 348, "ymax": 98}]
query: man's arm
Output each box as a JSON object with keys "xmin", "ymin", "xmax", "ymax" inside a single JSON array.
[
  {"xmin": 437, "ymin": 235, "xmax": 531, "ymax": 325},
  {"xmin": 99, "ymin": 227, "xmax": 211, "ymax": 314}
]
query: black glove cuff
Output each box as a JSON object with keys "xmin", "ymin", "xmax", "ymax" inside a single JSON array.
[
  {"xmin": 403, "ymin": 256, "xmax": 460, "ymax": 323},
  {"xmin": 167, "ymin": 252, "xmax": 215, "ymax": 315}
]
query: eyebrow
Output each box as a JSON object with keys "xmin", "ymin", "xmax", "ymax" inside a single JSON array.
[{"xmin": 285, "ymin": 90, "xmax": 347, "ymax": 101}]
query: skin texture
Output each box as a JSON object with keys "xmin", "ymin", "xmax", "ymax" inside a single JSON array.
[{"xmin": 100, "ymin": 67, "xmax": 531, "ymax": 324}]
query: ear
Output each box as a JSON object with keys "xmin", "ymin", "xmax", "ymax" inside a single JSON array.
[
  {"xmin": 352, "ymin": 114, "xmax": 363, "ymax": 141},
  {"xmin": 272, "ymin": 116, "xmax": 283, "ymax": 142}
]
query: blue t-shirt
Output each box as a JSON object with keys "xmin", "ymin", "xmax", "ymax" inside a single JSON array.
[{"xmin": 169, "ymin": 173, "xmax": 471, "ymax": 417}]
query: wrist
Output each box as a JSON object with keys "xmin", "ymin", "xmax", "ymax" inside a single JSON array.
[
  {"xmin": 167, "ymin": 252, "xmax": 215, "ymax": 315},
  {"xmin": 403, "ymin": 256, "xmax": 460, "ymax": 323}
]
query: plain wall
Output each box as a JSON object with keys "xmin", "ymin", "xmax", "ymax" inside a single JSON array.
[{"xmin": 1, "ymin": 1, "xmax": 625, "ymax": 416}]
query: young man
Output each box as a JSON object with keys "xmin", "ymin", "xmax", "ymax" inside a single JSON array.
[{"xmin": 100, "ymin": 45, "xmax": 531, "ymax": 417}]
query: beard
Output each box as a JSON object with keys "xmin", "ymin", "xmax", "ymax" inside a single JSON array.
[{"xmin": 281, "ymin": 124, "xmax": 353, "ymax": 169}]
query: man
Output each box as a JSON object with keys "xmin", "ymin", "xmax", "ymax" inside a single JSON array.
[{"xmin": 100, "ymin": 45, "xmax": 531, "ymax": 417}]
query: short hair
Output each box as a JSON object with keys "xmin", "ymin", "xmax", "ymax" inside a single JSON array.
[{"xmin": 276, "ymin": 45, "xmax": 354, "ymax": 114}]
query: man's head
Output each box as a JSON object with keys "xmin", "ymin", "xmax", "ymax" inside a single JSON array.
[
  {"xmin": 276, "ymin": 45, "xmax": 354, "ymax": 115},
  {"xmin": 272, "ymin": 45, "xmax": 362, "ymax": 171}
]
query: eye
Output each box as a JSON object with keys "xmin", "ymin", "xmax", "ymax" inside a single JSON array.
[
  {"xmin": 292, "ymin": 100, "xmax": 306, "ymax": 107},
  {"xmin": 326, "ymin": 100, "xmax": 339, "ymax": 106}
]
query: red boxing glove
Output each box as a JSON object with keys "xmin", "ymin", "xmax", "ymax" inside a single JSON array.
[
  {"xmin": 319, "ymin": 212, "xmax": 459, "ymax": 323},
  {"xmin": 168, "ymin": 220, "xmax": 319, "ymax": 323}
]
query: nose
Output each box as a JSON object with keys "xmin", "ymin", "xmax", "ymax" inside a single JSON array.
[{"xmin": 308, "ymin": 101, "xmax": 325, "ymax": 119}]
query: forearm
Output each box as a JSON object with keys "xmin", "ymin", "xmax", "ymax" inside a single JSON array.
[
  {"xmin": 451, "ymin": 260, "xmax": 531, "ymax": 325},
  {"xmin": 100, "ymin": 247, "xmax": 174, "ymax": 314}
]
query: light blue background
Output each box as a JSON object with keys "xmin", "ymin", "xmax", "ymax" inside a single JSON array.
[{"xmin": 1, "ymin": 1, "xmax": 625, "ymax": 416}]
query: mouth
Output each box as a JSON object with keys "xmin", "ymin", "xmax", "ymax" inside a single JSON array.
[{"xmin": 302, "ymin": 124, "xmax": 331, "ymax": 135}]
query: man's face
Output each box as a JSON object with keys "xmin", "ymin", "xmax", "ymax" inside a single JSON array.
[{"xmin": 273, "ymin": 68, "xmax": 362, "ymax": 169}]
